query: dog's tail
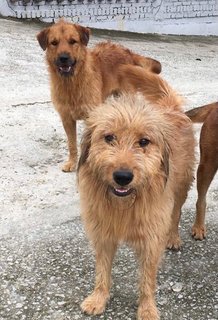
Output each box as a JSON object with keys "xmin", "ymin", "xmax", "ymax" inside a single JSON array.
[
  {"xmin": 185, "ymin": 102, "xmax": 218, "ymax": 123},
  {"xmin": 118, "ymin": 65, "xmax": 183, "ymax": 111},
  {"xmin": 132, "ymin": 54, "xmax": 162, "ymax": 74}
]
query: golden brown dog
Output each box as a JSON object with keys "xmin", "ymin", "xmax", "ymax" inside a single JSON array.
[
  {"xmin": 78, "ymin": 90, "xmax": 195, "ymax": 318},
  {"xmin": 186, "ymin": 102, "xmax": 218, "ymax": 240},
  {"xmin": 37, "ymin": 19, "xmax": 161, "ymax": 172}
]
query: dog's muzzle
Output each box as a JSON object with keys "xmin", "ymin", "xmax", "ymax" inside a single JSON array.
[
  {"xmin": 111, "ymin": 170, "xmax": 134, "ymax": 197},
  {"xmin": 56, "ymin": 53, "xmax": 76, "ymax": 76}
]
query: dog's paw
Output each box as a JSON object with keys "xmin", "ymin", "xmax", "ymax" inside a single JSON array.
[
  {"xmin": 192, "ymin": 224, "xmax": 206, "ymax": 240},
  {"xmin": 61, "ymin": 160, "xmax": 76, "ymax": 172},
  {"xmin": 80, "ymin": 291, "xmax": 109, "ymax": 315},
  {"xmin": 166, "ymin": 233, "xmax": 182, "ymax": 251},
  {"xmin": 137, "ymin": 303, "xmax": 160, "ymax": 320}
]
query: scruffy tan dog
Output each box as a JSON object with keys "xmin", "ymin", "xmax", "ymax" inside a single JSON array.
[
  {"xmin": 78, "ymin": 91, "xmax": 195, "ymax": 319},
  {"xmin": 37, "ymin": 19, "xmax": 161, "ymax": 172}
]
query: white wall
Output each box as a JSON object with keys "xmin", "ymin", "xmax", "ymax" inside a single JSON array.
[{"xmin": 1, "ymin": 0, "xmax": 218, "ymax": 36}]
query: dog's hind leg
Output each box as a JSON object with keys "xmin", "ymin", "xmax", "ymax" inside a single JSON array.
[
  {"xmin": 192, "ymin": 113, "xmax": 218, "ymax": 240},
  {"xmin": 192, "ymin": 149, "xmax": 217, "ymax": 240},
  {"xmin": 80, "ymin": 241, "xmax": 117, "ymax": 315},
  {"xmin": 192, "ymin": 163, "xmax": 216, "ymax": 240}
]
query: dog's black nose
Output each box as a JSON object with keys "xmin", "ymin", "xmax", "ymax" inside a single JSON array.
[
  {"xmin": 113, "ymin": 170, "xmax": 134, "ymax": 186},
  {"xmin": 58, "ymin": 53, "xmax": 70, "ymax": 63}
]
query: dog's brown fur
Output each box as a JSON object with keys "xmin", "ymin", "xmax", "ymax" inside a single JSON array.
[
  {"xmin": 37, "ymin": 20, "xmax": 162, "ymax": 172},
  {"xmin": 186, "ymin": 102, "xmax": 218, "ymax": 240},
  {"xmin": 78, "ymin": 90, "xmax": 195, "ymax": 319}
]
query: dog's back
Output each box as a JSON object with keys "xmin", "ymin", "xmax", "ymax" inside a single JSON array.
[
  {"xmin": 91, "ymin": 42, "xmax": 161, "ymax": 75},
  {"xmin": 185, "ymin": 102, "xmax": 218, "ymax": 123}
]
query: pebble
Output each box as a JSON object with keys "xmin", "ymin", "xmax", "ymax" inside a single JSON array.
[{"xmin": 172, "ymin": 282, "xmax": 183, "ymax": 292}]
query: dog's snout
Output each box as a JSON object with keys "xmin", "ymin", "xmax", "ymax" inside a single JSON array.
[
  {"xmin": 58, "ymin": 53, "xmax": 70, "ymax": 63},
  {"xmin": 113, "ymin": 170, "xmax": 134, "ymax": 186}
]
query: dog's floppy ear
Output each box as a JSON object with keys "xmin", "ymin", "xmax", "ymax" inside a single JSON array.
[
  {"xmin": 150, "ymin": 58, "xmax": 162, "ymax": 74},
  {"xmin": 37, "ymin": 27, "xmax": 50, "ymax": 51},
  {"xmin": 161, "ymin": 143, "xmax": 170, "ymax": 184},
  {"xmin": 75, "ymin": 24, "xmax": 90, "ymax": 46},
  {"xmin": 77, "ymin": 128, "xmax": 92, "ymax": 171}
]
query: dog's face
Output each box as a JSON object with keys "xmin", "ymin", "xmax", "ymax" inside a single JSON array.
[
  {"xmin": 78, "ymin": 95, "xmax": 183, "ymax": 199},
  {"xmin": 37, "ymin": 20, "xmax": 90, "ymax": 77}
]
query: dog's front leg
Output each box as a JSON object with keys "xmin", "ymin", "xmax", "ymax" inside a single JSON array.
[
  {"xmin": 81, "ymin": 241, "xmax": 117, "ymax": 315},
  {"xmin": 137, "ymin": 249, "xmax": 160, "ymax": 320},
  {"xmin": 61, "ymin": 116, "xmax": 77, "ymax": 172}
]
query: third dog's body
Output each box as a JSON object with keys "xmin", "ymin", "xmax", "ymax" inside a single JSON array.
[{"xmin": 186, "ymin": 102, "xmax": 218, "ymax": 239}]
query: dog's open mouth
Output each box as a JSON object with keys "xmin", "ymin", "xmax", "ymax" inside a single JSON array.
[
  {"xmin": 59, "ymin": 66, "xmax": 72, "ymax": 74},
  {"xmin": 58, "ymin": 64, "xmax": 75, "ymax": 76},
  {"xmin": 56, "ymin": 59, "xmax": 76, "ymax": 76},
  {"xmin": 111, "ymin": 186, "xmax": 134, "ymax": 197}
]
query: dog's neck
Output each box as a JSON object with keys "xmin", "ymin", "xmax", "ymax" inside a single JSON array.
[{"xmin": 49, "ymin": 52, "xmax": 102, "ymax": 118}]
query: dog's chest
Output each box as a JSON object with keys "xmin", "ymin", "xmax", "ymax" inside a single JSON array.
[
  {"xmin": 53, "ymin": 83, "xmax": 102, "ymax": 120},
  {"xmin": 101, "ymin": 200, "xmax": 172, "ymax": 246},
  {"xmin": 53, "ymin": 93, "xmax": 99, "ymax": 120},
  {"xmin": 106, "ymin": 208, "xmax": 150, "ymax": 243}
]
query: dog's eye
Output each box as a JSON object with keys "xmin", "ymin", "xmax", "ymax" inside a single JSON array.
[
  {"xmin": 50, "ymin": 40, "xmax": 58, "ymax": 46},
  {"xmin": 139, "ymin": 138, "xmax": 150, "ymax": 147},
  {"xmin": 104, "ymin": 134, "xmax": 116, "ymax": 144},
  {"xmin": 69, "ymin": 39, "xmax": 76, "ymax": 45}
]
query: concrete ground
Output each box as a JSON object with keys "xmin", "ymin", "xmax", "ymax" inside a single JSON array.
[{"xmin": 0, "ymin": 18, "xmax": 217, "ymax": 320}]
